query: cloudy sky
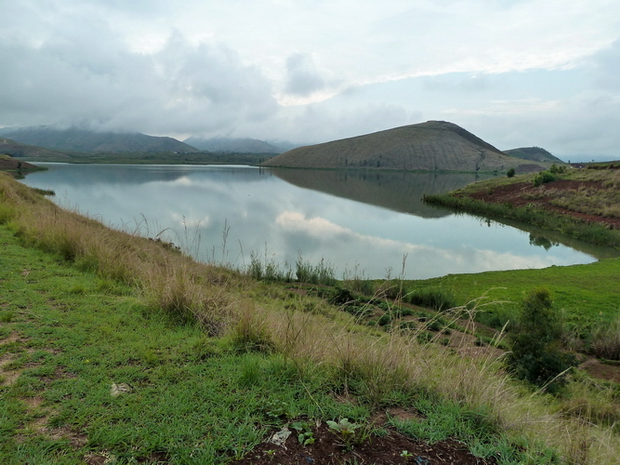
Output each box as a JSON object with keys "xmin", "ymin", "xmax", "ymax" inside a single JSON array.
[{"xmin": 2, "ymin": 0, "xmax": 620, "ymax": 160}]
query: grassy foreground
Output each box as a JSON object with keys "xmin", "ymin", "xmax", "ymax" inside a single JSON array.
[{"xmin": 2, "ymin": 172, "xmax": 620, "ymax": 464}]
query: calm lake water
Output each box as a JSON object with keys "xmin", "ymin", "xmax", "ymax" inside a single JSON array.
[{"xmin": 20, "ymin": 163, "xmax": 613, "ymax": 280}]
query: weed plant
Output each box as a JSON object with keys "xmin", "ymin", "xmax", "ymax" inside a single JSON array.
[
  {"xmin": 246, "ymin": 250, "xmax": 336, "ymax": 286},
  {"xmin": 295, "ymin": 254, "xmax": 337, "ymax": 286},
  {"xmin": 506, "ymin": 288, "xmax": 578, "ymax": 392},
  {"xmin": 591, "ymin": 314, "xmax": 620, "ymax": 360},
  {"xmin": 406, "ymin": 286, "xmax": 456, "ymax": 311}
]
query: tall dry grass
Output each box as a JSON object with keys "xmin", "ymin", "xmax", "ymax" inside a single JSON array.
[
  {"xmin": 0, "ymin": 172, "xmax": 238, "ymax": 334},
  {"xmin": 254, "ymin": 289, "xmax": 620, "ymax": 464},
  {"xmin": 3, "ymin": 172, "xmax": 620, "ymax": 463}
]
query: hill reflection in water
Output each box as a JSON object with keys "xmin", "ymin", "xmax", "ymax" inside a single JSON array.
[
  {"xmin": 20, "ymin": 164, "xmax": 606, "ymax": 279},
  {"xmin": 270, "ymin": 169, "xmax": 494, "ymax": 219}
]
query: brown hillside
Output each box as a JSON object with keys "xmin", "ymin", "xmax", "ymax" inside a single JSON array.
[
  {"xmin": 0, "ymin": 154, "xmax": 40, "ymax": 173},
  {"xmin": 262, "ymin": 121, "xmax": 550, "ymax": 173}
]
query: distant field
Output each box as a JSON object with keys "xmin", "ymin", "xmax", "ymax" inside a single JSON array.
[{"xmin": 22, "ymin": 151, "xmax": 276, "ymax": 165}]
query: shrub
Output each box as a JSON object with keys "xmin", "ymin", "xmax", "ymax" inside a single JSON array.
[
  {"xmin": 505, "ymin": 288, "xmax": 577, "ymax": 392},
  {"xmin": 295, "ymin": 255, "xmax": 336, "ymax": 286},
  {"xmin": 591, "ymin": 315, "xmax": 620, "ymax": 360},
  {"xmin": 329, "ymin": 287, "xmax": 356, "ymax": 306},
  {"xmin": 533, "ymin": 171, "xmax": 557, "ymax": 187},
  {"xmin": 549, "ymin": 164, "xmax": 566, "ymax": 174},
  {"xmin": 343, "ymin": 305, "xmax": 373, "ymax": 319},
  {"xmin": 377, "ymin": 314, "xmax": 392, "ymax": 326},
  {"xmin": 506, "ymin": 167, "xmax": 516, "ymax": 178}
]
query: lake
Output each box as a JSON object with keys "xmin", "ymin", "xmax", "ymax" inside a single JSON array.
[{"xmin": 20, "ymin": 163, "xmax": 613, "ymax": 280}]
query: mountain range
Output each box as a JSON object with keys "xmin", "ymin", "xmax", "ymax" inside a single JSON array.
[
  {"xmin": 183, "ymin": 136, "xmax": 283, "ymax": 153},
  {"xmin": 1, "ymin": 122, "xmax": 563, "ymax": 173},
  {"xmin": 0, "ymin": 127, "xmax": 198, "ymax": 153}
]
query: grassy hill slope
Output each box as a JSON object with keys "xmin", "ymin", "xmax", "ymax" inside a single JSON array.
[
  {"xmin": 424, "ymin": 166, "xmax": 620, "ymax": 248},
  {"xmin": 0, "ymin": 154, "xmax": 42, "ymax": 176},
  {"xmin": 262, "ymin": 121, "xmax": 550, "ymax": 173},
  {"xmin": 504, "ymin": 146, "xmax": 565, "ymax": 164}
]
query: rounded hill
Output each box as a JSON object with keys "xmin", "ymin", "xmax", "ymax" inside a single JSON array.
[{"xmin": 262, "ymin": 121, "xmax": 550, "ymax": 173}]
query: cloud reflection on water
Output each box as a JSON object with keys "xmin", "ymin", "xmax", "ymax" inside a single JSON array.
[{"xmin": 20, "ymin": 164, "xmax": 598, "ymax": 280}]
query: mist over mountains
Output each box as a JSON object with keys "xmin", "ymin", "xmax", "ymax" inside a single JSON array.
[
  {"xmin": 183, "ymin": 137, "xmax": 284, "ymax": 153},
  {"xmin": 0, "ymin": 127, "xmax": 198, "ymax": 153}
]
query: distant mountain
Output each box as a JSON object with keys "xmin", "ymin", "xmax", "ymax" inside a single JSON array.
[
  {"xmin": 0, "ymin": 137, "xmax": 71, "ymax": 160},
  {"xmin": 184, "ymin": 136, "xmax": 283, "ymax": 154},
  {"xmin": 503, "ymin": 147, "xmax": 565, "ymax": 164},
  {"xmin": 0, "ymin": 127, "xmax": 199, "ymax": 153},
  {"xmin": 262, "ymin": 121, "xmax": 550, "ymax": 173}
]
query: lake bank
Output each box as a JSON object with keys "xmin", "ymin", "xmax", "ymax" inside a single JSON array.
[{"xmin": 424, "ymin": 166, "xmax": 620, "ymax": 248}]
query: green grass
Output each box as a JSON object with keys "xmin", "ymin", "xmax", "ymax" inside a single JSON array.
[
  {"xmin": 1, "ymin": 223, "xmax": 562, "ymax": 464},
  {"xmin": 0, "ymin": 227, "xmax": 367, "ymax": 463},
  {"xmin": 405, "ymin": 258, "xmax": 620, "ymax": 336}
]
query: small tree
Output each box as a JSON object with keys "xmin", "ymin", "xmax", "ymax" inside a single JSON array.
[
  {"xmin": 506, "ymin": 288, "xmax": 576, "ymax": 392},
  {"xmin": 506, "ymin": 167, "xmax": 516, "ymax": 178}
]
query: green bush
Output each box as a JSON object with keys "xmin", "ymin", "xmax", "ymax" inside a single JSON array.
[
  {"xmin": 506, "ymin": 167, "xmax": 516, "ymax": 178},
  {"xmin": 329, "ymin": 287, "xmax": 356, "ymax": 306},
  {"xmin": 549, "ymin": 164, "xmax": 566, "ymax": 174},
  {"xmin": 505, "ymin": 288, "xmax": 577, "ymax": 392},
  {"xmin": 533, "ymin": 171, "xmax": 557, "ymax": 187},
  {"xmin": 343, "ymin": 305, "xmax": 373, "ymax": 319}
]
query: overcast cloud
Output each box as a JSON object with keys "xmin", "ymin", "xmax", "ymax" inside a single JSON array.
[{"xmin": 2, "ymin": 0, "xmax": 620, "ymax": 160}]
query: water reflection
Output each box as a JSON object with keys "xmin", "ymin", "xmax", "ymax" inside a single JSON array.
[
  {"xmin": 530, "ymin": 234, "xmax": 557, "ymax": 251},
  {"xmin": 271, "ymin": 169, "xmax": 495, "ymax": 218},
  {"xmin": 20, "ymin": 163, "xmax": 605, "ymax": 279}
]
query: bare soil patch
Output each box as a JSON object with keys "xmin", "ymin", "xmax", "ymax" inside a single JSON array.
[
  {"xmin": 235, "ymin": 416, "xmax": 496, "ymax": 465},
  {"xmin": 580, "ymin": 358, "xmax": 620, "ymax": 384},
  {"xmin": 0, "ymin": 158, "xmax": 39, "ymax": 172}
]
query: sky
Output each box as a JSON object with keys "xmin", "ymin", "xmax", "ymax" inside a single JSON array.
[{"xmin": 2, "ymin": 0, "xmax": 620, "ymax": 161}]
